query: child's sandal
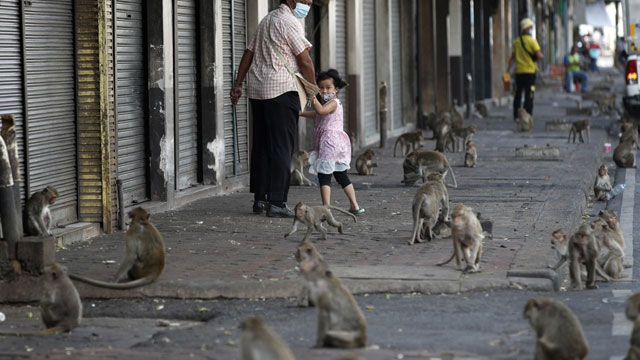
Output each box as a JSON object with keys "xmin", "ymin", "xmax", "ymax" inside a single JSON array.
[{"xmin": 349, "ymin": 208, "xmax": 365, "ymax": 215}]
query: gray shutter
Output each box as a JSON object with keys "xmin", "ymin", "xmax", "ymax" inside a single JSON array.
[
  {"xmin": 222, "ymin": 0, "xmax": 249, "ymax": 177},
  {"xmin": 116, "ymin": 0, "xmax": 148, "ymax": 205},
  {"xmin": 24, "ymin": 0, "xmax": 77, "ymax": 224},
  {"xmin": 175, "ymin": 0, "xmax": 199, "ymax": 189},
  {"xmin": 335, "ymin": 0, "xmax": 348, "ymax": 131},
  {"xmin": 362, "ymin": 0, "xmax": 377, "ymax": 138},
  {"xmin": 0, "ymin": 0, "xmax": 25, "ymax": 199},
  {"xmin": 391, "ymin": 0, "xmax": 403, "ymax": 129}
]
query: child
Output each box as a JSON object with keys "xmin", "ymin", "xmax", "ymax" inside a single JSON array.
[{"xmin": 300, "ymin": 69, "xmax": 364, "ymax": 215}]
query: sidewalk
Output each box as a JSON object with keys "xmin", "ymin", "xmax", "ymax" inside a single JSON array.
[{"xmin": 1, "ymin": 75, "xmax": 620, "ymax": 301}]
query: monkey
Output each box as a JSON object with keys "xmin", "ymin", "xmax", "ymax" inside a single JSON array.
[
  {"xmin": 401, "ymin": 150, "xmax": 458, "ymax": 188},
  {"xmin": 284, "ymin": 202, "xmax": 357, "ymax": 242},
  {"xmin": 475, "ymin": 102, "xmax": 489, "ymax": 118},
  {"xmin": 624, "ymin": 294, "xmax": 640, "ymax": 360},
  {"xmin": 568, "ymin": 119, "xmax": 591, "ymax": 144},
  {"xmin": 295, "ymin": 240, "xmax": 329, "ymax": 307},
  {"xmin": 355, "ymin": 149, "xmax": 377, "ymax": 175},
  {"xmin": 591, "ymin": 217, "xmax": 626, "ymax": 279},
  {"xmin": 69, "ymin": 207, "xmax": 165, "ymax": 289},
  {"xmin": 614, "ymin": 138, "xmax": 637, "ymax": 168},
  {"xmin": 436, "ymin": 203, "xmax": 484, "ymax": 273},
  {"xmin": 290, "ymin": 150, "xmax": 315, "ymax": 186},
  {"xmin": 464, "ymin": 140, "xmax": 477, "ymax": 168},
  {"xmin": 594, "ymin": 164, "xmax": 612, "ymax": 201},
  {"xmin": 523, "ymin": 297, "xmax": 589, "ymax": 360},
  {"xmin": 408, "ymin": 173, "xmax": 449, "ymax": 245},
  {"xmin": 516, "ymin": 108, "xmax": 533, "ymax": 132},
  {"xmin": 23, "ymin": 186, "xmax": 58, "ymax": 237},
  {"xmin": 568, "ymin": 223, "xmax": 601, "ymax": 290},
  {"xmin": 449, "ymin": 125, "xmax": 476, "ymax": 153},
  {"xmin": 450, "ymin": 105, "xmax": 464, "ymax": 129},
  {"xmin": 594, "ymin": 93, "xmax": 617, "ymax": 115},
  {"xmin": 299, "ymin": 256, "xmax": 367, "ymax": 348},
  {"xmin": 393, "ymin": 131, "xmax": 423, "ymax": 157},
  {"xmin": 433, "ymin": 116, "xmax": 453, "ymax": 152},
  {"xmin": 0, "ymin": 263, "xmax": 82, "ymax": 336},
  {"xmin": 423, "ymin": 111, "xmax": 446, "ymax": 137},
  {"xmin": 599, "ymin": 209, "xmax": 626, "ymax": 251},
  {"xmin": 239, "ymin": 317, "xmax": 295, "ymax": 360}
]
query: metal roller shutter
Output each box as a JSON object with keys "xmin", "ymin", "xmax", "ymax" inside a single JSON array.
[
  {"xmin": 175, "ymin": 0, "xmax": 199, "ymax": 190},
  {"xmin": 362, "ymin": 0, "xmax": 377, "ymax": 138},
  {"xmin": 335, "ymin": 0, "xmax": 348, "ymax": 131},
  {"xmin": 391, "ymin": 0, "xmax": 403, "ymax": 129},
  {"xmin": 24, "ymin": 0, "xmax": 77, "ymax": 223},
  {"xmin": 0, "ymin": 0, "xmax": 24, "ymax": 199},
  {"xmin": 222, "ymin": 0, "xmax": 249, "ymax": 177},
  {"xmin": 116, "ymin": 0, "xmax": 148, "ymax": 205}
]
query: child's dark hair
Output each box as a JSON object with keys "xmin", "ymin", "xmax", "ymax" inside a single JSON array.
[{"xmin": 316, "ymin": 69, "xmax": 348, "ymax": 89}]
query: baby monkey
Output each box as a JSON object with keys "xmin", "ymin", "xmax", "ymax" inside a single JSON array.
[
  {"xmin": 355, "ymin": 149, "xmax": 377, "ymax": 175},
  {"xmin": 568, "ymin": 119, "xmax": 590, "ymax": 144},
  {"xmin": 593, "ymin": 164, "xmax": 612, "ymax": 201},
  {"xmin": 284, "ymin": 202, "xmax": 357, "ymax": 242},
  {"xmin": 516, "ymin": 108, "xmax": 533, "ymax": 132},
  {"xmin": 464, "ymin": 140, "xmax": 477, "ymax": 168}
]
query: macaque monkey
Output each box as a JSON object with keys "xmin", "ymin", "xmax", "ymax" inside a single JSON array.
[
  {"xmin": 568, "ymin": 119, "xmax": 591, "ymax": 144},
  {"xmin": 408, "ymin": 173, "xmax": 449, "ymax": 245},
  {"xmin": 355, "ymin": 149, "xmax": 377, "ymax": 175},
  {"xmin": 624, "ymin": 294, "xmax": 640, "ymax": 360},
  {"xmin": 284, "ymin": 202, "xmax": 357, "ymax": 242},
  {"xmin": 516, "ymin": 108, "xmax": 533, "ymax": 132},
  {"xmin": 591, "ymin": 217, "xmax": 626, "ymax": 279},
  {"xmin": 568, "ymin": 223, "xmax": 600, "ymax": 290},
  {"xmin": 23, "ymin": 186, "xmax": 58, "ymax": 236},
  {"xmin": 393, "ymin": 131, "xmax": 423, "ymax": 157},
  {"xmin": 450, "ymin": 125, "xmax": 476, "ymax": 153},
  {"xmin": 0, "ymin": 263, "xmax": 82, "ymax": 336},
  {"xmin": 437, "ymin": 203, "xmax": 484, "ymax": 273},
  {"xmin": 239, "ymin": 317, "xmax": 295, "ymax": 360},
  {"xmin": 475, "ymin": 102, "xmax": 489, "ymax": 118},
  {"xmin": 295, "ymin": 240, "xmax": 329, "ymax": 307},
  {"xmin": 299, "ymin": 257, "xmax": 367, "ymax": 348},
  {"xmin": 595, "ymin": 94, "xmax": 617, "ymax": 115},
  {"xmin": 523, "ymin": 297, "xmax": 589, "ymax": 360},
  {"xmin": 599, "ymin": 209, "xmax": 625, "ymax": 250},
  {"xmin": 69, "ymin": 207, "xmax": 165, "ymax": 289},
  {"xmin": 614, "ymin": 138, "xmax": 637, "ymax": 168},
  {"xmin": 450, "ymin": 105, "xmax": 464, "ymax": 129},
  {"xmin": 464, "ymin": 141, "xmax": 477, "ymax": 168},
  {"xmin": 620, "ymin": 123, "xmax": 639, "ymax": 147},
  {"xmin": 594, "ymin": 164, "xmax": 612, "ymax": 201},
  {"xmin": 548, "ymin": 229, "xmax": 615, "ymax": 283},
  {"xmin": 433, "ymin": 116, "xmax": 453, "ymax": 152},
  {"xmin": 401, "ymin": 150, "xmax": 458, "ymax": 188},
  {"xmin": 290, "ymin": 150, "xmax": 315, "ymax": 186}
]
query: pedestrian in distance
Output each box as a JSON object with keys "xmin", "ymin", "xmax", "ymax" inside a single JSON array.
[
  {"xmin": 230, "ymin": 0, "xmax": 317, "ymax": 218},
  {"xmin": 564, "ymin": 44, "xmax": 589, "ymax": 93},
  {"xmin": 507, "ymin": 18, "xmax": 543, "ymax": 121},
  {"xmin": 300, "ymin": 69, "xmax": 365, "ymax": 215}
]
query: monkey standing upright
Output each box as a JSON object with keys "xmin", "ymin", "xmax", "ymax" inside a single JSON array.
[
  {"xmin": 523, "ymin": 297, "xmax": 589, "ymax": 360},
  {"xmin": 284, "ymin": 202, "xmax": 357, "ymax": 242},
  {"xmin": 464, "ymin": 140, "xmax": 477, "ymax": 168},
  {"xmin": 437, "ymin": 203, "xmax": 484, "ymax": 273},
  {"xmin": 69, "ymin": 207, "xmax": 165, "ymax": 289},
  {"xmin": 23, "ymin": 186, "xmax": 58, "ymax": 236},
  {"xmin": 239, "ymin": 317, "xmax": 295, "ymax": 360},
  {"xmin": 355, "ymin": 149, "xmax": 377, "ymax": 175}
]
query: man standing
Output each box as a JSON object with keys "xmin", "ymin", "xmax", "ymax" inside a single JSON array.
[
  {"xmin": 564, "ymin": 45, "xmax": 588, "ymax": 92},
  {"xmin": 231, "ymin": 0, "xmax": 316, "ymax": 217},
  {"xmin": 507, "ymin": 18, "xmax": 543, "ymax": 120}
]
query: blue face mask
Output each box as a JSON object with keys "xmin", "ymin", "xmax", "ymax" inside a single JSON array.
[
  {"xmin": 292, "ymin": 2, "xmax": 310, "ymax": 19},
  {"xmin": 320, "ymin": 93, "xmax": 333, "ymax": 103}
]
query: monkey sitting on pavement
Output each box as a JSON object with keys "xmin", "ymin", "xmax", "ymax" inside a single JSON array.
[
  {"xmin": 290, "ymin": 150, "xmax": 315, "ymax": 186},
  {"xmin": 624, "ymin": 294, "xmax": 640, "ymax": 360},
  {"xmin": 475, "ymin": 102, "xmax": 489, "ymax": 118},
  {"xmin": 401, "ymin": 150, "xmax": 458, "ymax": 188},
  {"xmin": 295, "ymin": 240, "xmax": 329, "ymax": 307},
  {"xmin": 516, "ymin": 108, "xmax": 533, "ymax": 132},
  {"xmin": 568, "ymin": 119, "xmax": 590, "ymax": 144},
  {"xmin": 464, "ymin": 140, "xmax": 477, "ymax": 168},
  {"xmin": 436, "ymin": 203, "xmax": 484, "ymax": 273},
  {"xmin": 393, "ymin": 131, "xmax": 423, "ymax": 157},
  {"xmin": 284, "ymin": 202, "xmax": 357, "ymax": 242},
  {"xmin": 594, "ymin": 164, "xmax": 612, "ymax": 201},
  {"xmin": 69, "ymin": 207, "xmax": 165, "ymax": 289},
  {"xmin": 523, "ymin": 297, "xmax": 589, "ymax": 360},
  {"xmin": 408, "ymin": 173, "xmax": 449, "ymax": 245},
  {"xmin": 355, "ymin": 149, "xmax": 377, "ymax": 175},
  {"xmin": 614, "ymin": 137, "xmax": 637, "ymax": 168},
  {"xmin": 239, "ymin": 317, "xmax": 295, "ymax": 360},
  {"xmin": 599, "ymin": 209, "xmax": 626, "ymax": 251},
  {"xmin": 592, "ymin": 217, "xmax": 626, "ymax": 280},
  {"xmin": 0, "ymin": 263, "xmax": 82, "ymax": 336},
  {"xmin": 23, "ymin": 186, "xmax": 58, "ymax": 237},
  {"xmin": 620, "ymin": 122, "xmax": 640, "ymax": 149}
]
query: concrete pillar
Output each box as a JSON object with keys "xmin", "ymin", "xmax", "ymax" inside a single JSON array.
[
  {"xmin": 419, "ymin": 0, "xmax": 437, "ymax": 114},
  {"xmin": 473, "ymin": 0, "xmax": 485, "ymax": 100},
  {"xmin": 199, "ymin": 0, "xmax": 218, "ymax": 185},
  {"xmin": 435, "ymin": 0, "xmax": 450, "ymax": 110},
  {"xmin": 400, "ymin": 0, "xmax": 418, "ymax": 125},
  {"xmin": 449, "ymin": 0, "xmax": 464, "ymax": 105},
  {"xmin": 346, "ymin": 0, "xmax": 363, "ymax": 146},
  {"xmin": 246, "ymin": 0, "xmax": 268, "ymax": 39},
  {"xmin": 321, "ymin": 0, "xmax": 336, "ymax": 69},
  {"xmin": 492, "ymin": 0, "xmax": 506, "ymax": 99},
  {"xmin": 462, "ymin": 0, "xmax": 474, "ymax": 104},
  {"xmin": 376, "ymin": 0, "xmax": 391, "ymax": 134}
]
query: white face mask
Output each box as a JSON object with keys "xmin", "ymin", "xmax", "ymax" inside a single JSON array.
[{"xmin": 292, "ymin": 2, "xmax": 310, "ymax": 19}]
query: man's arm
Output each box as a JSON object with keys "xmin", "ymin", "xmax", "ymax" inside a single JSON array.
[
  {"xmin": 535, "ymin": 50, "xmax": 544, "ymax": 61},
  {"xmin": 295, "ymin": 48, "xmax": 316, "ymax": 87},
  {"xmin": 230, "ymin": 49, "xmax": 254, "ymax": 104}
]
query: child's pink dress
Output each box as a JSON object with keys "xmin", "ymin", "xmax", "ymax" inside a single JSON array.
[{"xmin": 309, "ymin": 98, "xmax": 351, "ymax": 175}]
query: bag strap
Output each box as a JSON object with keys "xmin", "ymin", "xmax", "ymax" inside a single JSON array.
[{"xmin": 520, "ymin": 35, "xmax": 536, "ymax": 61}]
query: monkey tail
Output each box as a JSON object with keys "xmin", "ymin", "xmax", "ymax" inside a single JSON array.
[
  {"xmin": 409, "ymin": 195, "xmax": 426, "ymax": 245},
  {"xmin": 436, "ymin": 250, "xmax": 456, "ymax": 266},
  {"xmin": 327, "ymin": 206, "xmax": 357, "ymax": 223},
  {"xmin": 69, "ymin": 273, "xmax": 156, "ymax": 290},
  {"xmin": 445, "ymin": 160, "xmax": 458, "ymax": 188},
  {"xmin": 393, "ymin": 138, "xmax": 400, "ymax": 157}
]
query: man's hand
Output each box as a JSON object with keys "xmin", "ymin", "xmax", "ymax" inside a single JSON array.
[{"xmin": 230, "ymin": 85, "xmax": 243, "ymax": 104}]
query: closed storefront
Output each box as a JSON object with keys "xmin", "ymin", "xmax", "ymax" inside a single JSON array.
[
  {"xmin": 390, "ymin": 0, "xmax": 404, "ymax": 129},
  {"xmin": 335, "ymin": 0, "xmax": 348, "ymax": 131},
  {"xmin": 362, "ymin": 0, "xmax": 377, "ymax": 138}
]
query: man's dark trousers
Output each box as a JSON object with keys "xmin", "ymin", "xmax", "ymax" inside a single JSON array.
[
  {"xmin": 513, "ymin": 73, "xmax": 536, "ymax": 119},
  {"xmin": 249, "ymin": 91, "xmax": 300, "ymax": 204}
]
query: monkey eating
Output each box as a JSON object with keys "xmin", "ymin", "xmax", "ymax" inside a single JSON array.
[
  {"xmin": 284, "ymin": 202, "xmax": 357, "ymax": 242},
  {"xmin": 355, "ymin": 149, "xmax": 377, "ymax": 175},
  {"xmin": 436, "ymin": 203, "xmax": 484, "ymax": 273},
  {"xmin": 393, "ymin": 131, "xmax": 423, "ymax": 157},
  {"xmin": 290, "ymin": 150, "xmax": 315, "ymax": 186},
  {"xmin": 401, "ymin": 150, "xmax": 458, "ymax": 188},
  {"xmin": 594, "ymin": 164, "xmax": 612, "ymax": 201},
  {"xmin": 23, "ymin": 186, "xmax": 58, "ymax": 237},
  {"xmin": 239, "ymin": 317, "xmax": 295, "ymax": 360},
  {"xmin": 464, "ymin": 140, "xmax": 477, "ymax": 168},
  {"xmin": 0, "ymin": 263, "xmax": 82, "ymax": 336},
  {"xmin": 408, "ymin": 173, "xmax": 449, "ymax": 245},
  {"xmin": 69, "ymin": 207, "xmax": 165, "ymax": 289},
  {"xmin": 523, "ymin": 297, "xmax": 589, "ymax": 360},
  {"xmin": 516, "ymin": 108, "xmax": 533, "ymax": 132},
  {"xmin": 567, "ymin": 119, "xmax": 590, "ymax": 144}
]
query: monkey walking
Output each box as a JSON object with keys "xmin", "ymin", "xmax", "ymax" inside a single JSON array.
[
  {"xmin": 436, "ymin": 203, "xmax": 484, "ymax": 273},
  {"xmin": 594, "ymin": 164, "xmax": 612, "ymax": 201},
  {"xmin": 23, "ymin": 186, "xmax": 59, "ymax": 237},
  {"xmin": 284, "ymin": 202, "xmax": 357, "ymax": 242},
  {"xmin": 0, "ymin": 263, "xmax": 82, "ymax": 336},
  {"xmin": 464, "ymin": 140, "xmax": 477, "ymax": 168},
  {"xmin": 290, "ymin": 150, "xmax": 316, "ymax": 186},
  {"xmin": 449, "ymin": 125, "xmax": 476, "ymax": 153},
  {"xmin": 239, "ymin": 317, "xmax": 295, "ymax": 360},
  {"xmin": 355, "ymin": 149, "xmax": 377, "ymax": 175},
  {"xmin": 69, "ymin": 207, "xmax": 165, "ymax": 289},
  {"xmin": 408, "ymin": 173, "xmax": 449, "ymax": 245},
  {"xmin": 401, "ymin": 150, "xmax": 458, "ymax": 188},
  {"xmin": 568, "ymin": 119, "xmax": 591, "ymax": 144},
  {"xmin": 393, "ymin": 131, "xmax": 423, "ymax": 157},
  {"xmin": 523, "ymin": 297, "xmax": 589, "ymax": 360},
  {"xmin": 624, "ymin": 294, "xmax": 640, "ymax": 360}
]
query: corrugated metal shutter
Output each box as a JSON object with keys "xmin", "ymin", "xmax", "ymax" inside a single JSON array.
[
  {"xmin": 175, "ymin": 0, "xmax": 199, "ymax": 190},
  {"xmin": 0, "ymin": 0, "xmax": 24, "ymax": 199},
  {"xmin": 391, "ymin": 0, "xmax": 403, "ymax": 130},
  {"xmin": 222, "ymin": 0, "xmax": 249, "ymax": 177},
  {"xmin": 362, "ymin": 0, "xmax": 377, "ymax": 138},
  {"xmin": 335, "ymin": 0, "xmax": 348, "ymax": 131},
  {"xmin": 116, "ymin": 0, "xmax": 148, "ymax": 205},
  {"xmin": 24, "ymin": 0, "xmax": 77, "ymax": 224}
]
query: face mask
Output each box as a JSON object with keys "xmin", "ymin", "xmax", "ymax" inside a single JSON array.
[
  {"xmin": 292, "ymin": 2, "xmax": 310, "ymax": 19},
  {"xmin": 320, "ymin": 93, "xmax": 334, "ymax": 103}
]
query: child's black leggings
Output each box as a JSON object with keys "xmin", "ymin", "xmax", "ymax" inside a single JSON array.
[{"xmin": 318, "ymin": 170, "xmax": 352, "ymax": 188}]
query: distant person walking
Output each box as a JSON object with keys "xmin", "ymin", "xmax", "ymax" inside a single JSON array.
[
  {"xmin": 564, "ymin": 45, "xmax": 588, "ymax": 92},
  {"xmin": 507, "ymin": 18, "xmax": 543, "ymax": 120},
  {"xmin": 231, "ymin": 0, "xmax": 316, "ymax": 218}
]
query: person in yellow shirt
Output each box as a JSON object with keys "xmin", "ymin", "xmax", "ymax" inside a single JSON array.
[
  {"xmin": 507, "ymin": 18, "xmax": 543, "ymax": 120},
  {"xmin": 564, "ymin": 45, "xmax": 588, "ymax": 92}
]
